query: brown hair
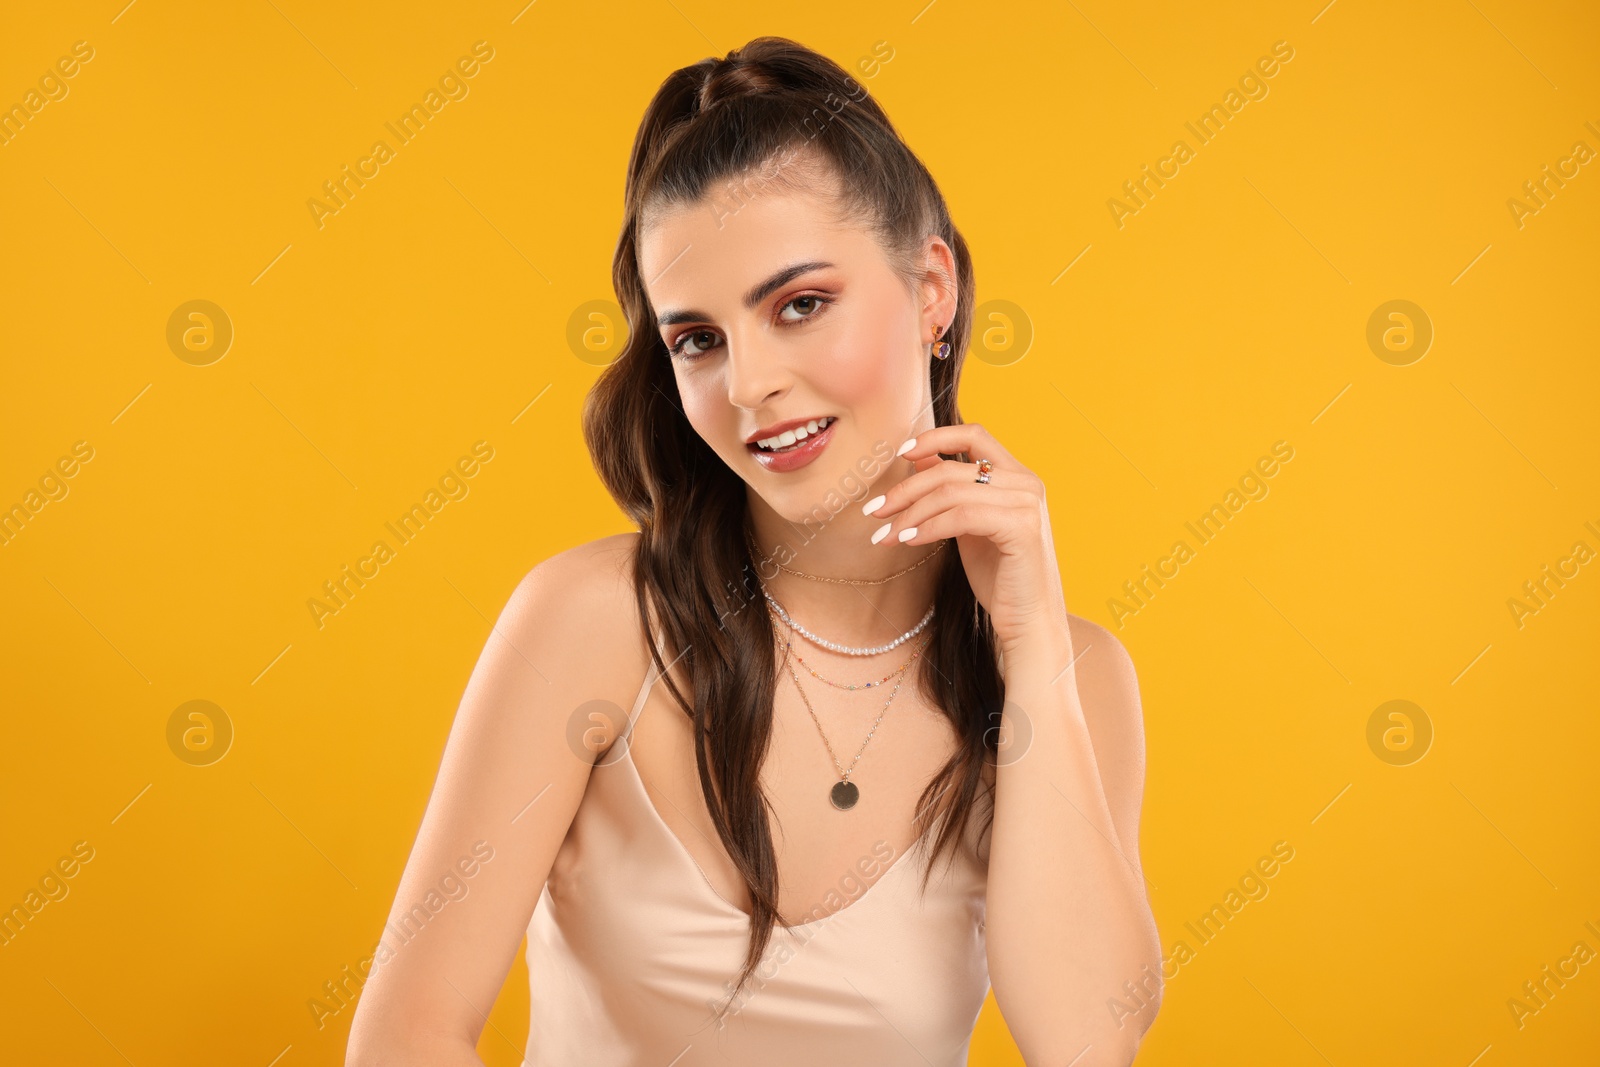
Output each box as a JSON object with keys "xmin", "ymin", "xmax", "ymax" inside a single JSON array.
[{"xmin": 581, "ymin": 35, "xmax": 1003, "ymax": 1018}]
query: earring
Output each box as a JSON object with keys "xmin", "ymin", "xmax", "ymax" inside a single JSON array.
[{"xmin": 930, "ymin": 324, "xmax": 951, "ymax": 361}]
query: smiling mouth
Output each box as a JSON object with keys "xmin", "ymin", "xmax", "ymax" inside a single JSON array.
[{"xmin": 748, "ymin": 415, "xmax": 837, "ymax": 453}]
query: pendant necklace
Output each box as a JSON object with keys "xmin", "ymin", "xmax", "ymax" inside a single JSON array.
[
  {"xmin": 748, "ymin": 529, "xmax": 938, "ymax": 809},
  {"xmin": 776, "ymin": 615, "xmax": 929, "ymax": 810}
]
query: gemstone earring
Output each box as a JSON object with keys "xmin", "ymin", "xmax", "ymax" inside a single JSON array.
[{"xmin": 930, "ymin": 324, "xmax": 951, "ymax": 360}]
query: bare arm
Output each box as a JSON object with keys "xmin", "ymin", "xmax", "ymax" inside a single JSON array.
[
  {"xmin": 345, "ymin": 535, "xmax": 647, "ymax": 1065},
  {"xmin": 985, "ymin": 614, "xmax": 1162, "ymax": 1066}
]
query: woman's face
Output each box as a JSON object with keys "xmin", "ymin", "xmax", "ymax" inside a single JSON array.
[{"xmin": 637, "ymin": 174, "xmax": 955, "ymax": 525}]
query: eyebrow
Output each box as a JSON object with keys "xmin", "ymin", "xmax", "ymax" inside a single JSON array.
[{"xmin": 655, "ymin": 260, "xmax": 836, "ymax": 329}]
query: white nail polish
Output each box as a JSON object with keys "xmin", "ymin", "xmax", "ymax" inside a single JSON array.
[
  {"xmin": 862, "ymin": 495, "xmax": 886, "ymax": 515},
  {"xmin": 895, "ymin": 438, "xmax": 916, "ymax": 457},
  {"xmin": 871, "ymin": 522, "xmax": 891, "ymax": 544},
  {"xmin": 897, "ymin": 527, "xmax": 918, "ymax": 542}
]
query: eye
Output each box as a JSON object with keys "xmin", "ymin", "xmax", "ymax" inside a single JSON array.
[
  {"xmin": 667, "ymin": 329, "xmax": 720, "ymax": 360},
  {"xmin": 665, "ymin": 293, "xmax": 834, "ymax": 362},
  {"xmin": 778, "ymin": 294, "xmax": 831, "ymax": 323}
]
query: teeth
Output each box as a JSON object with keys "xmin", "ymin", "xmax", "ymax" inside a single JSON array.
[{"xmin": 757, "ymin": 416, "xmax": 833, "ymax": 451}]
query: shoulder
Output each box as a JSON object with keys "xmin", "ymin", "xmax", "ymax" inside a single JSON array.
[
  {"xmin": 1058, "ymin": 613, "xmax": 1150, "ymax": 884},
  {"xmin": 507, "ymin": 531, "xmax": 642, "ymax": 635},
  {"xmin": 516, "ymin": 531, "xmax": 640, "ymax": 598},
  {"xmin": 1064, "ymin": 613, "xmax": 1147, "ymax": 784},
  {"xmin": 1066, "ymin": 615, "xmax": 1141, "ymax": 716},
  {"xmin": 500, "ymin": 531, "xmax": 651, "ymax": 713}
]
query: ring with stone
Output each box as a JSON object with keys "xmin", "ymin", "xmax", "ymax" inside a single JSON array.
[{"xmin": 975, "ymin": 458, "xmax": 994, "ymax": 484}]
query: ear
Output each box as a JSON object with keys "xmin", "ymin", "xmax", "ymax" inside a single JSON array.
[{"xmin": 918, "ymin": 235, "xmax": 959, "ymax": 340}]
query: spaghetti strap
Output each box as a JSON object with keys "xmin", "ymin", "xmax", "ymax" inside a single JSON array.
[{"xmin": 621, "ymin": 626, "xmax": 670, "ymax": 737}]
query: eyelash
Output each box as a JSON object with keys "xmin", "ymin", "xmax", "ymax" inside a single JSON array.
[{"xmin": 667, "ymin": 294, "xmax": 835, "ymax": 362}]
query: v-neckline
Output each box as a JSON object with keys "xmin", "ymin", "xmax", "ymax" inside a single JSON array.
[{"xmin": 613, "ymin": 738, "xmax": 933, "ymax": 931}]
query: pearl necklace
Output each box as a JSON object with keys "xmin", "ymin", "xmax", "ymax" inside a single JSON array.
[
  {"xmin": 770, "ymin": 616, "xmax": 925, "ymax": 689},
  {"xmin": 760, "ymin": 587, "xmax": 935, "ymax": 656}
]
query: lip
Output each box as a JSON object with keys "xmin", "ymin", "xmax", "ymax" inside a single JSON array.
[
  {"xmin": 747, "ymin": 417, "xmax": 837, "ymax": 473},
  {"xmin": 745, "ymin": 415, "xmax": 835, "ymax": 446}
]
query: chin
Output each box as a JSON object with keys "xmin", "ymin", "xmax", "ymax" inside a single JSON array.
[
  {"xmin": 723, "ymin": 424, "xmax": 886, "ymax": 525},
  {"xmin": 762, "ymin": 471, "xmax": 876, "ymax": 530}
]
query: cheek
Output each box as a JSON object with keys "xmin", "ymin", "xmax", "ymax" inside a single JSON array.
[
  {"xmin": 817, "ymin": 315, "xmax": 907, "ymax": 400},
  {"xmin": 677, "ymin": 371, "xmax": 738, "ymax": 445}
]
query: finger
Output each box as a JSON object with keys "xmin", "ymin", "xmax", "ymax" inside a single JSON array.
[
  {"xmin": 865, "ymin": 458, "xmax": 1014, "ymax": 518},
  {"xmin": 895, "ymin": 423, "xmax": 1021, "ymax": 472},
  {"xmin": 878, "ymin": 494, "xmax": 1032, "ymax": 547},
  {"xmin": 871, "ymin": 486, "xmax": 1037, "ymax": 546}
]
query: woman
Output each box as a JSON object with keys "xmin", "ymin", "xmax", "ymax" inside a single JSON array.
[{"xmin": 348, "ymin": 36, "xmax": 1161, "ymax": 1067}]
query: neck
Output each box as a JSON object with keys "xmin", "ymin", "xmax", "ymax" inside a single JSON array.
[{"xmin": 745, "ymin": 499, "xmax": 943, "ymax": 655}]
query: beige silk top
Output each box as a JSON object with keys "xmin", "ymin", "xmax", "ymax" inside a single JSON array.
[{"xmin": 523, "ymin": 635, "xmax": 992, "ymax": 1066}]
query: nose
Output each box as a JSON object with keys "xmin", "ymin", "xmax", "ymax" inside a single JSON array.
[{"xmin": 724, "ymin": 328, "xmax": 790, "ymax": 411}]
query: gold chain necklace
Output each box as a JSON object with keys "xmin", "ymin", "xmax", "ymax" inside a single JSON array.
[{"xmin": 746, "ymin": 530, "xmax": 947, "ymax": 586}]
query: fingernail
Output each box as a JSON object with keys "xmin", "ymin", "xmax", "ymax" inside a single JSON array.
[
  {"xmin": 862, "ymin": 494, "xmax": 886, "ymax": 515},
  {"xmin": 895, "ymin": 438, "xmax": 916, "ymax": 457},
  {"xmin": 897, "ymin": 527, "xmax": 918, "ymax": 542},
  {"xmin": 871, "ymin": 522, "xmax": 892, "ymax": 545}
]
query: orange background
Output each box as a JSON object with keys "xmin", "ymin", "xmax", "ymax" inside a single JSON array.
[{"xmin": 1, "ymin": 1, "xmax": 1596, "ymax": 1064}]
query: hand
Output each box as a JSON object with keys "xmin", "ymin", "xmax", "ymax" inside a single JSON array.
[{"xmin": 864, "ymin": 423, "xmax": 1070, "ymax": 660}]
